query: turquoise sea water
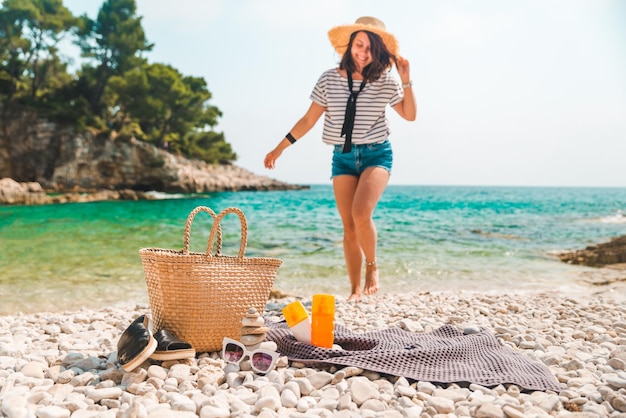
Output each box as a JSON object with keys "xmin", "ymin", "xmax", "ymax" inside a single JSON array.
[{"xmin": 1, "ymin": 185, "xmax": 625, "ymax": 315}]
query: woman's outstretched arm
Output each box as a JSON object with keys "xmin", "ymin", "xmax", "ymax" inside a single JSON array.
[{"xmin": 264, "ymin": 101, "xmax": 326, "ymax": 169}]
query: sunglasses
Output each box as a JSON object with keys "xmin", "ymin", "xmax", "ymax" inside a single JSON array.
[{"xmin": 222, "ymin": 337, "xmax": 279, "ymax": 374}]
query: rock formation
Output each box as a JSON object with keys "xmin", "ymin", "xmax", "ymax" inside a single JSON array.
[
  {"xmin": 240, "ymin": 307, "xmax": 269, "ymax": 350},
  {"xmin": 558, "ymin": 235, "xmax": 626, "ymax": 267},
  {"xmin": 0, "ymin": 178, "xmax": 154, "ymax": 205},
  {"xmin": 0, "ymin": 110, "xmax": 306, "ymax": 205}
]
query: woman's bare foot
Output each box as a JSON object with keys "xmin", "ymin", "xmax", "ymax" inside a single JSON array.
[
  {"xmin": 364, "ymin": 259, "xmax": 379, "ymax": 295},
  {"xmin": 347, "ymin": 292, "xmax": 361, "ymax": 302}
]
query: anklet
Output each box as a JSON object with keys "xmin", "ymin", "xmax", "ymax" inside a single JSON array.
[{"xmin": 366, "ymin": 259, "xmax": 377, "ymax": 267}]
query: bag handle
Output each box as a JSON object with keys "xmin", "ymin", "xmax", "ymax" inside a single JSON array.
[
  {"xmin": 207, "ymin": 207, "xmax": 248, "ymax": 260},
  {"xmin": 182, "ymin": 206, "xmax": 222, "ymax": 255}
]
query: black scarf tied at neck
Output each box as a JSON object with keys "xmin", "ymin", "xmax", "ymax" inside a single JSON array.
[{"xmin": 340, "ymin": 73, "xmax": 366, "ymax": 154}]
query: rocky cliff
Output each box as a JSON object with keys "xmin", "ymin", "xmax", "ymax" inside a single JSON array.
[{"xmin": 0, "ymin": 111, "xmax": 305, "ymax": 204}]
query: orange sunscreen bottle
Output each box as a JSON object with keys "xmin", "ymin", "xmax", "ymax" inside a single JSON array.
[
  {"xmin": 282, "ymin": 300, "xmax": 311, "ymax": 344},
  {"xmin": 311, "ymin": 294, "xmax": 335, "ymax": 348}
]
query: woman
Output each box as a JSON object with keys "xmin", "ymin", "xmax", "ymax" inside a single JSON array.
[{"xmin": 264, "ymin": 16, "xmax": 417, "ymax": 302}]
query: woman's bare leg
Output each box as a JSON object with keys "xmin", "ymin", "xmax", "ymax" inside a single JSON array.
[
  {"xmin": 351, "ymin": 167, "xmax": 389, "ymax": 295},
  {"xmin": 333, "ymin": 175, "xmax": 362, "ymax": 301}
]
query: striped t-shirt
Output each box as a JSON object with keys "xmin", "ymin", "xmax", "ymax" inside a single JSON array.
[{"xmin": 310, "ymin": 68, "xmax": 404, "ymax": 146}]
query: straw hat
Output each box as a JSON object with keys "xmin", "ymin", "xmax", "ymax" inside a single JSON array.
[{"xmin": 328, "ymin": 16, "xmax": 399, "ymax": 57}]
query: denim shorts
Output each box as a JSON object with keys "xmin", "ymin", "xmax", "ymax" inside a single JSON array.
[{"xmin": 331, "ymin": 139, "xmax": 393, "ymax": 178}]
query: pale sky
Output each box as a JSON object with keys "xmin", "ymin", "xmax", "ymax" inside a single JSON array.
[{"xmin": 62, "ymin": 0, "xmax": 626, "ymax": 187}]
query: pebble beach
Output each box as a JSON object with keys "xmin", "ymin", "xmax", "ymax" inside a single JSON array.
[{"xmin": 1, "ymin": 289, "xmax": 626, "ymax": 418}]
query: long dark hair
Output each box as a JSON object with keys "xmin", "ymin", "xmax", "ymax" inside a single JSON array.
[{"xmin": 339, "ymin": 30, "xmax": 395, "ymax": 83}]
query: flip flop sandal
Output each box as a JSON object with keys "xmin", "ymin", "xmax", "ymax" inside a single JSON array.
[
  {"xmin": 117, "ymin": 315, "xmax": 158, "ymax": 372},
  {"xmin": 150, "ymin": 329, "xmax": 196, "ymax": 361}
]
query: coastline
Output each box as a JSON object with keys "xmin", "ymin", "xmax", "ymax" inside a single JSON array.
[
  {"xmin": 2, "ymin": 184, "xmax": 625, "ymax": 317},
  {"xmin": 2, "ymin": 263, "xmax": 625, "ymax": 316},
  {"xmin": 2, "ymin": 289, "xmax": 625, "ymax": 417}
]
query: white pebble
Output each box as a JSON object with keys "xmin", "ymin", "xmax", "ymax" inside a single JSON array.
[
  {"xmin": 34, "ymin": 405, "xmax": 71, "ymax": 418},
  {"xmin": 426, "ymin": 396, "xmax": 455, "ymax": 414},
  {"xmin": 296, "ymin": 396, "xmax": 318, "ymax": 412},
  {"xmin": 349, "ymin": 377, "xmax": 380, "ymax": 406}
]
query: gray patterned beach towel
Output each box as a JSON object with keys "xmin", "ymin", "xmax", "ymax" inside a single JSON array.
[{"xmin": 266, "ymin": 322, "xmax": 563, "ymax": 392}]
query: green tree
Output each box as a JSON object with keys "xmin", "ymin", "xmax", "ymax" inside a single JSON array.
[
  {"xmin": 75, "ymin": 0, "xmax": 152, "ymax": 118},
  {"xmin": 1, "ymin": 0, "xmax": 236, "ymax": 165},
  {"xmin": 185, "ymin": 130, "xmax": 237, "ymax": 164},
  {"xmin": 0, "ymin": 0, "xmax": 75, "ymax": 104},
  {"xmin": 106, "ymin": 62, "xmax": 235, "ymax": 163},
  {"xmin": 0, "ymin": 2, "xmax": 26, "ymax": 101}
]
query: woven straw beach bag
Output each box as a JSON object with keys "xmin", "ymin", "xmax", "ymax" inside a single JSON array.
[{"xmin": 139, "ymin": 206, "xmax": 282, "ymax": 353}]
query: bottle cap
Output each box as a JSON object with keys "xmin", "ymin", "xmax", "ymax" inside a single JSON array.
[
  {"xmin": 282, "ymin": 300, "xmax": 310, "ymax": 327},
  {"xmin": 312, "ymin": 294, "xmax": 335, "ymax": 315}
]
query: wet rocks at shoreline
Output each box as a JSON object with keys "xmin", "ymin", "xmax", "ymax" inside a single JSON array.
[
  {"xmin": 1, "ymin": 290, "xmax": 626, "ymax": 417},
  {"xmin": 0, "ymin": 172, "xmax": 306, "ymax": 206},
  {"xmin": 0, "ymin": 177, "xmax": 156, "ymax": 205},
  {"xmin": 558, "ymin": 235, "xmax": 626, "ymax": 268}
]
